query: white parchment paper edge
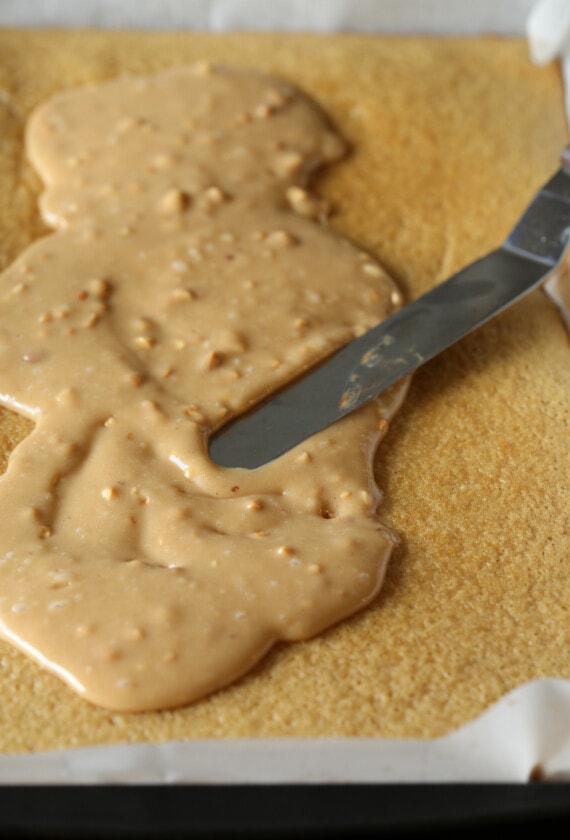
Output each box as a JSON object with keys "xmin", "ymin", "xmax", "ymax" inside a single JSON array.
[
  {"xmin": 0, "ymin": 678, "xmax": 569, "ymax": 783},
  {"xmin": 0, "ymin": 0, "xmax": 568, "ymax": 784},
  {"xmin": 0, "ymin": 0, "xmax": 538, "ymax": 34}
]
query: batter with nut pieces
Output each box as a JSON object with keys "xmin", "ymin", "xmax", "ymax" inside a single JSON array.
[{"xmin": 0, "ymin": 64, "xmax": 406, "ymax": 711}]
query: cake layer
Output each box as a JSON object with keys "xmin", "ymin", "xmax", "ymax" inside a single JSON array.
[{"xmin": 0, "ymin": 29, "xmax": 568, "ymax": 751}]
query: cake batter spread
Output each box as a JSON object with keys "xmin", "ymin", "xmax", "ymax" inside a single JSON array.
[{"xmin": 0, "ymin": 64, "xmax": 406, "ymax": 712}]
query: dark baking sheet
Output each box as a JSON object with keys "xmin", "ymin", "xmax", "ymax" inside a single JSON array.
[{"xmin": 1, "ymin": 783, "xmax": 569, "ymax": 838}]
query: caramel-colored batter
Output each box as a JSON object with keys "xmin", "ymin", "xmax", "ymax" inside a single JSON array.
[{"xmin": 0, "ymin": 64, "xmax": 406, "ymax": 712}]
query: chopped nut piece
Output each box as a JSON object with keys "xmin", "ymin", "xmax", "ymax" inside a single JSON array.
[
  {"xmin": 134, "ymin": 335, "xmax": 156, "ymax": 349},
  {"xmin": 266, "ymin": 229, "xmax": 297, "ymax": 249},
  {"xmin": 263, "ymin": 87, "xmax": 289, "ymax": 108},
  {"xmin": 391, "ymin": 289, "xmax": 403, "ymax": 306},
  {"xmin": 9, "ymin": 282, "xmax": 27, "ymax": 296},
  {"xmin": 202, "ymin": 351, "xmax": 224, "ymax": 370},
  {"xmin": 201, "ymin": 185, "xmax": 229, "ymax": 210},
  {"xmin": 293, "ymin": 317, "xmax": 310, "ymax": 330},
  {"xmin": 295, "ymin": 451, "xmax": 312, "ymax": 464},
  {"xmin": 254, "ymin": 103, "xmax": 272, "ymax": 119},
  {"xmin": 362, "ymin": 262, "xmax": 382, "ymax": 277},
  {"xmin": 245, "ymin": 499, "xmax": 263, "ymax": 511},
  {"xmin": 55, "ymin": 387, "xmax": 78, "ymax": 406},
  {"xmin": 170, "ymin": 288, "xmax": 196, "ymax": 303},
  {"xmin": 272, "ymin": 151, "xmax": 304, "ymax": 178},
  {"xmin": 142, "ymin": 399, "xmax": 162, "ymax": 414},
  {"xmin": 188, "ymin": 246, "xmax": 203, "ymax": 263},
  {"xmin": 159, "ymin": 188, "xmax": 190, "ymax": 215},
  {"xmin": 126, "ymin": 371, "xmax": 144, "ymax": 387},
  {"xmin": 286, "ymin": 186, "xmax": 328, "ymax": 220},
  {"xmin": 82, "ymin": 312, "xmax": 101, "ymax": 328},
  {"xmin": 183, "ymin": 405, "xmax": 205, "ymax": 423}
]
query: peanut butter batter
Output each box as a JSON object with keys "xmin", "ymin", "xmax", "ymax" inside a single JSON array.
[{"xmin": 0, "ymin": 64, "xmax": 406, "ymax": 712}]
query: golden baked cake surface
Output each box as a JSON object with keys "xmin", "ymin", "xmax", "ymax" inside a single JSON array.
[{"xmin": 0, "ymin": 29, "xmax": 568, "ymax": 752}]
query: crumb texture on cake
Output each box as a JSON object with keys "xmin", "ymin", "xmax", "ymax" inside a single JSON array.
[{"xmin": 0, "ymin": 29, "xmax": 568, "ymax": 751}]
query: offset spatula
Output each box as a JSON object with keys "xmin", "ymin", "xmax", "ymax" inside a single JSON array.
[{"xmin": 210, "ymin": 147, "xmax": 570, "ymax": 469}]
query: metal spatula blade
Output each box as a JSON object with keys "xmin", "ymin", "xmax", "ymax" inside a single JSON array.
[{"xmin": 209, "ymin": 148, "xmax": 570, "ymax": 469}]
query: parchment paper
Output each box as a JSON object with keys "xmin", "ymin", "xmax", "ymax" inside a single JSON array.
[{"xmin": 0, "ymin": 0, "xmax": 568, "ymax": 784}]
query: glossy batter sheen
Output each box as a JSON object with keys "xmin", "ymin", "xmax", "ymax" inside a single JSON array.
[{"xmin": 0, "ymin": 64, "xmax": 406, "ymax": 712}]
